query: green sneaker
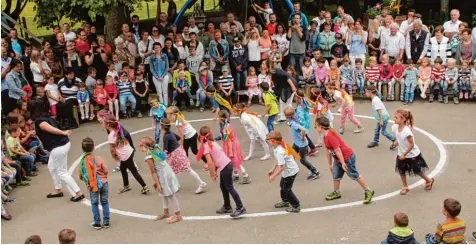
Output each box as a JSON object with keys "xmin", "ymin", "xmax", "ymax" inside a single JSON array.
[
  {"xmin": 325, "ymin": 191, "xmax": 342, "ymax": 201},
  {"xmin": 274, "ymin": 201, "xmax": 290, "ymax": 208},
  {"xmin": 285, "ymin": 206, "xmax": 301, "ymax": 213},
  {"xmin": 15, "ymin": 182, "xmax": 30, "ymax": 188},
  {"xmin": 363, "ymin": 189, "xmax": 375, "ymax": 204}
]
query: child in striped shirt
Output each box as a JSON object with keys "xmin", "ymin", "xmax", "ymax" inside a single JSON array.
[
  {"xmin": 365, "ymin": 56, "xmax": 379, "ymax": 87},
  {"xmin": 471, "ymin": 61, "xmax": 476, "ymax": 99},
  {"xmin": 378, "ymin": 55, "xmax": 393, "ymax": 100},
  {"xmin": 429, "ymin": 57, "xmax": 446, "ymax": 103},
  {"xmin": 425, "ymin": 198, "xmax": 466, "ymax": 244},
  {"xmin": 403, "ymin": 60, "xmax": 419, "ymax": 105},
  {"xmin": 117, "ymin": 72, "xmax": 137, "ymax": 118},
  {"xmin": 445, "ymin": 58, "xmax": 459, "ymax": 104},
  {"xmin": 458, "ymin": 60, "xmax": 471, "ymax": 100}
]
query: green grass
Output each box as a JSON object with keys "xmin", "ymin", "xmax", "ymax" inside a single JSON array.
[{"xmin": 2, "ymin": 0, "xmax": 216, "ymax": 37}]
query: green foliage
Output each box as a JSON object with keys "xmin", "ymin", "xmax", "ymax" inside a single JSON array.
[
  {"xmin": 473, "ymin": 12, "xmax": 476, "ymax": 27},
  {"xmin": 365, "ymin": 0, "xmax": 406, "ymax": 18}
]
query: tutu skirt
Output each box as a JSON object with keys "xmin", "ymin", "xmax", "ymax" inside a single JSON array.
[{"xmin": 395, "ymin": 153, "xmax": 429, "ymax": 176}]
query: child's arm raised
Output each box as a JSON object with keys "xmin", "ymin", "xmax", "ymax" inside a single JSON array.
[{"xmin": 145, "ymin": 158, "xmax": 162, "ymax": 193}]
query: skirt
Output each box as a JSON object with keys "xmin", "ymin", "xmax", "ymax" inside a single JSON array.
[
  {"xmin": 155, "ymin": 161, "xmax": 180, "ymax": 197},
  {"xmin": 395, "ymin": 153, "xmax": 429, "ymax": 176},
  {"xmin": 167, "ymin": 147, "xmax": 192, "ymax": 174}
]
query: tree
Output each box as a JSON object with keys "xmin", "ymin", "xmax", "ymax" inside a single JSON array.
[{"xmin": 2, "ymin": 0, "xmax": 29, "ymax": 23}]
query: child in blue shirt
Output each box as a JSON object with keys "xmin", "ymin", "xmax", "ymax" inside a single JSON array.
[
  {"xmin": 284, "ymin": 106, "xmax": 320, "ymax": 180},
  {"xmin": 403, "ymin": 61, "xmax": 419, "ymax": 105},
  {"xmin": 294, "ymin": 89, "xmax": 318, "ymax": 156},
  {"xmin": 365, "ymin": 85, "xmax": 396, "ymax": 149},
  {"xmin": 77, "ymin": 82, "xmax": 90, "ymax": 120},
  {"xmin": 172, "ymin": 71, "xmax": 194, "ymax": 108},
  {"xmin": 339, "ymin": 57, "xmax": 353, "ymax": 96},
  {"xmin": 149, "ymin": 98, "xmax": 167, "ymax": 144}
]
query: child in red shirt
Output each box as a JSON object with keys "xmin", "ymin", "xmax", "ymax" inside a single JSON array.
[
  {"xmin": 429, "ymin": 57, "xmax": 446, "ymax": 103},
  {"xmin": 104, "ymin": 76, "xmax": 119, "ymax": 119},
  {"xmin": 392, "ymin": 58, "xmax": 405, "ymax": 101},
  {"xmin": 378, "ymin": 55, "xmax": 393, "ymax": 100},
  {"xmin": 365, "ymin": 56, "xmax": 379, "ymax": 87},
  {"xmin": 94, "ymin": 80, "xmax": 108, "ymax": 106}
]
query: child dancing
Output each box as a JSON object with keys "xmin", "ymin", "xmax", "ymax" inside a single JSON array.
[
  {"xmin": 365, "ymin": 85, "xmax": 396, "ymax": 149},
  {"xmin": 314, "ymin": 117, "xmax": 375, "ymax": 204},
  {"xmin": 233, "ymin": 103, "xmax": 270, "ymax": 161},
  {"xmin": 260, "ymin": 82, "xmax": 279, "ymax": 132},
  {"xmin": 327, "ymin": 83, "xmax": 364, "ymax": 135},
  {"xmin": 216, "ymin": 110, "xmax": 251, "ymax": 184},
  {"xmin": 294, "ymin": 89, "xmax": 318, "ymax": 155},
  {"xmin": 149, "ymin": 99, "xmax": 167, "ymax": 144},
  {"xmin": 139, "ymin": 137, "xmax": 182, "ymax": 224},
  {"xmin": 160, "ymin": 118, "xmax": 207, "ymax": 194},
  {"xmin": 310, "ymin": 87, "xmax": 334, "ymax": 147},
  {"xmin": 196, "ymin": 126, "xmax": 247, "ymax": 218},
  {"xmin": 391, "ymin": 108, "xmax": 434, "ymax": 195},
  {"xmin": 267, "ymin": 130, "xmax": 301, "ymax": 213}
]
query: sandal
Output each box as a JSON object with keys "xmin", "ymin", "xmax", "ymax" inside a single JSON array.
[
  {"xmin": 424, "ymin": 178, "xmax": 435, "ymax": 191},
  {"xmin": 1, "ymin": 214, "xmax": 12, "ymax": 220},
  {"xmin": 5, "ymin": 196, "xmax": 16, "ymax": 202},
  {"xmin": 154, "ymin": 213, "xmax": 170, "ymax": 221},
  {"xmin": 70, "ymin": 194, "xmax": 85, "ymax": 202},
  {"xmin": 89, "ymin": 114, "xmax": 95, "ymax": 121},
  {"xmin": 46, "ymin": 192, "xmax": 64, "ymax": 198},
  {"xmin": 167, "ymin": 215, "xmax": 183, "ymax": 224},
  {"xmin": 399, "ymin": 187, "xmax": 410, "ymax": 195}
]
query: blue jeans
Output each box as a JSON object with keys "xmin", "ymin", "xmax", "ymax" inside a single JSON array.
[
  {"xmin": 172, "ymin": 89, "xmax": 193, "ymax": 100},
  {"xmin": 430, "ymin": 80, "xmax": 445, "ymax": 95},
  {"xmin": 235, "ymin": 70, "xmax": 247, "ymax": 90},
  {"xmin": 154, "ymin": 120, "xmax": 161, "ymax": 144},
  {"xmin": 15, "ymin": 153, "xmax": 35, "ymax": 173},
  {"xmin": 341, "ymin": 77, "xmax": 354, "ymax": 95},
  {"xmin": 90, "ymin": 182, "xmax": 110, "ymax": 225},
  {"xmin": 267, "ymin": 114, "xmax": 277, "ymax": 132},
  {"xmin": 299, "ymin": 74, "xmax": 316, "ymax": 84},
  {"xmin": 198, "ymin": 90, "xmax": 218, "ymax": 108},
  {"xmin": 449, "ymin": 81, "xmax": 459, "ymax": 96},
  {"xmin": 292, "ymin": 144, "xmax": 318, "ymax": 174},
  {"xmin": 372, "ymin": 120, "xmax": 395, "ymax": 144},
  {"xmin": 332, "ymin": 153, "xmax": 360, "ymax": 180},
  {"xmin": 119, "ymin": 94, "xmax": 136, "ymax": 114},
  {"xmin": 355, "ymin": 77, "xmax": 364, "ymax": 93},
  {"xmin": 289, "ymin": 53, "xmax": 305, "ymax": 75},
  {"xmin": 404, "ymin": 82, "xmax": 416, "ymax": 102},
  {"xmin": 459, "ymin": 79, "xmax": 470, "ymax": 92}
]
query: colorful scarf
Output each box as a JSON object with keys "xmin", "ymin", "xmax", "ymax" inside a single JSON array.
[
  {"xmin": 234, "ymin": 107, "xmax": 258, "ymax": 125},
  {"xmin": 219, "ymin": 120, "xmax": 232, "ymax": 141},
  {"xmin": 208, "ymin": 91, "xmax": 232, "ymax": 111},
  {"xmin": 269, "ymin": 139, "xmax": 301, "ymax": 160},
  {"xmin": 79, "ymin": 153, "xmax": 103, "ymax": 192},
  {"xmin": 149, "ymin": 144, "xmax": 167, "ymax": 166},
  {"xmin": 196, "ymin": 132, "xmax": 213, "ymax": 161}
]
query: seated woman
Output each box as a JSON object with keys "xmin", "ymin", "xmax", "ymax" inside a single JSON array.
[{"xmin": 57, "ymin": 67, "xmax": 81, "ymax": 129}]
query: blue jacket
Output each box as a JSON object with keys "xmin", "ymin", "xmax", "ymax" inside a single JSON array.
[
  {"xmin": 209, "ymin": 39, "xmax": 230, "ymax": 61},
  {"xmin": 77, "ymin": 90, "xmax": 90, "ymax": 103},
  {"xmin": 5, "ymin": 70, "xmax": 27, "ymax": 100},
  {"xmin": 307, "ymin": 30, "xmax": 320, "ymax": 53},
  {"xmin": 149, "ymin": 53, "xmax": 169, "ymax": 78}
]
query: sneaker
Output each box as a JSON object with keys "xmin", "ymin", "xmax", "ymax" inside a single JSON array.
[
  {"xmin": 103, "ymin": 223, "xmax": 110, "ymax": 229},
  {"xmin": 137, "ymin": 112, "xmax": 143, "ymax": 118},
  {"xmin": 118, "ymin": 186, "xmax": 131, "ymax": 194},
  {"xmin": 274, "ymin": 201, "xmax": 290, "ymax": 208},
  {"xmin": 429, "ymin": 94, "xmax": 434, "ymax": 103},
  {"xmin": 27, "ymin": 172, "xmax": 37, "ymax": 177},
  {"xmin": 307, "ymin": 148, "xmax": 318, "ymax": 156},
  {"xmin": 285, "ymin": 206, "xmax": 301, "ymax": 213},
  {"xmin": 112, "ymin": 166, "xmax": 120, "ymax": 173},
  {"xmin": 459, "ymin": 91, "xmax": 463, "ymax": 99},
  {"xmin": 260, "ymin": 155, "xmax": 270, "ymax": 161},
  {"xmin": 438, "ymin": 95, "xmax": 443, "ymax": 103},
  {"xmin": 367, "ymin": 142, "xmax": 378, "ymax": 148},
  {"xmin": 403, "ymin": 101, "xmax": 409, "ymax": 105},
  {"xmin": 325, "ymin": 191, "xmax": 342, "ymax": 201},
  {"xmin": 141, "ymin": 186, "xmax": 150, "ymax": 194},
  {"xmin": 444, "ymin": 96, "xmax": 449, "ymax": 104},
  {"xmin": 21, "ymin": 176, "xmax": 31, "ymax": 182},
  {"xmin": 172, "ymin": 100, "xmax": 177, "ymax": 106},
  {"xmin": 15, "ymin": 182, "xmax": 30, "ymax": 188},
  {"xmin": 307, "ymin": 172, "xmax": 320, "ymax": 180},
  {"xmin": 230, "ymin": 207, "xmax": 247, "ymax": 218},
  {"xmin": 233, "ymin": 175, "xmax": 240, "ymax": 182},
  {"xmin": 339, "ymin": 130, "xmax": 344, "ymax": 135},
  {"xmin": 190, "ymin": 99, "xmax": 195, "ymax": 105},
  {"xmin": 216, "ymin": 206, "xmax": 233, "ymax": 214},
  {"xmin": 81, "ymin": 116, "xmax": 85, "ymax": 120},
  {"xmin": 454, "ymin": 97, "xmax": 459, "ymax": 104},
  {"xmin": 353, "ymin": 126, "xmax": 364, "ymax": 133},
  {"xmin": 199, "ymin": 108, "xmax": 204, "ymax": 113},
  {"xmin": 195, "ymin": 101, "xmax": 200, "ymax": 107},
  {"xmin": 363, "ymin": 189, "xmax": 375, "ymax": 204},
  {"xmin": 464, "ymin": 92, "xmax": 469, "ymax": 100},
  {"xmin": 90, "ymin": 223, "xmax": 102, "ymax": 230},
  {"xmin": 239, "ymin": 176, "xmax": 251, "ymax": 184},
  {"xmin": 195, "ymin": 182, "xmax": 207, "ymax": 194}
]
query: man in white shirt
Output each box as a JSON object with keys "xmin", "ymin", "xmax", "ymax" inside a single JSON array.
[
  {"xmin": 381, "ymin": 23, "xmax": 405, "ymax": 63},
  {"xmin": 311, "ymin": 10, "xmax": 327, "ymax": 28},
  {"xmin": 472, "ymin": 27, "xmax": 476, "ymax": 56},
  {"xmin": 62, "ymin": 23, "xmax": 77, "ymax": 42},
  {"xmin": 443, "ymin": 9, "xmax": 462, "ymax": 39},
  {"xmin": 405, "ymin": 20, "xmax": 430, "ymax": 64},
  {"xmin": 226, "ymin": 13, "xmax": 244, "ymax": 33},
  {"xmin": 188, "ymin": 17, "xmax": 199, "ymax": 34},
  {"xmin": 399, "ymin": 9, "xmax": 415, "ymax": 34}
]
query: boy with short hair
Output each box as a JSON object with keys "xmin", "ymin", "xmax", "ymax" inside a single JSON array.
[
  {"xmin": 429, "ymin": 57, "xmax": 445, "ymax": 103},
  {"xmin": 445, "ymin": 58, "xmax": 459, "ymax": 104},
  {"xmin": 85, "ymin": 67, "xmax": 97, "ymax": 97},
  {"xmin": 353, "ymin": 58, "xmax": 365, "ymax": 95},
  {"xmin": 79, "ymin": 137, "xmax": 110, "ymax": 230},
  {"xmin": 117, "ymin": 71, "xmax": 137, "ymax": 118},
  {"xmin": 378, "ymin": 54, "xmax": 394, "ymax": 100},
  {"xmin": 218, "ymin": 65, "xmax": 237, "ymax": 104},
  {"xmin": 382, "ymin": 212, "xmax": 419, "ymax": 244},
  {"xmin": 426, "ymin": 198, "xmax": 466, "ymax": 244},
  {"xmin": 58, "ymin": 229, "xmax": 76, "ymax": 244},
  {"xmin": 25, "ymin": 235, "xmax": 42, "ymax": 244},
  {"xmin": 106, "ymin": 62, "xmax": 119, "ymax": 82},
  {"xmin": 311, "ymin": 49, "xmax": 329, "ymax": 70},
  {"xmin": 6, "ymin": 124, "xmax": 37, "ymax": 177},
  {"xmin": 260, "ymin": 82, "xmax": 279, "ymax": 132},
  {"xmin": 230, "ymin": 36, "xmax": 248, "ymax": 90}
]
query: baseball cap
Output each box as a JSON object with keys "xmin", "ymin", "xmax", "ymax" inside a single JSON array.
[
  {"xmin": 120, "ymin": 71, "xmax": 128, "ymax": 77},
  {"xmin": 414, "ymin": 13, "xmax": 422, "ymax": 19},
  {"xmin": 233, "ymin": 36, "xmax": 241, "ymax": 42},
  {"xmin": 222, "ymin": 66, "xmax": 230, "ymax": 72}
]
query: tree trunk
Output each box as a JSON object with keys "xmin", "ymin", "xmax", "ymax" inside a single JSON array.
[
  {"xmin": 105, "ymin": 2, "xmax": 128, "ymax": 49},
  {"xmin": 440, "ymin": 0, "xmax": 449, "ymax": 17},
  {"xmin": 156, "ymin": 0, "xmax": 162, "ymax": 25},
  {"xmin": 3, "ymin": 0, "xmax": 12, "ymax": 15}
]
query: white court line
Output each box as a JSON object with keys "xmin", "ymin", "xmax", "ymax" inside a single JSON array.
[
  {"xmin": 441, "ymin": 142, "xmax": 476, "ymax": 145},
  {"xmin": 68, "ymin": 114, "xmax": 447, "ymax": 221}
]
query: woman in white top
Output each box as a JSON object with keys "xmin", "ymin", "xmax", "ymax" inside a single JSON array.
[
  {"xmin": 151, "ymin": 26, "xmax": 166, "ymax": 47},
  {"xmin": 391, "ymin": 108, "xmax": 434, "ymax": 195},
  {"xmin": 273, "ymin": 24, "xmax": 290, "ymax": 56},
  {"xmin": 138, "ymin": 31, "xmax": 154, "ymax": 66},
  {"xmin": 427, "ymin": 25, "xmax": 452, "ymax": 65},
  {"xmin": 30, "ymin": 50, "xmax": 51, "ymax": 86},
  {"xmin": 243, "ymin": 27, "xmax": 261, "ymax": 72}
]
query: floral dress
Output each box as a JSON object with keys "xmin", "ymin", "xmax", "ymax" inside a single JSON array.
[
  {"xmin": 246, "ymin": 76, "xmax": 261, "ymax": 96},
  {"xmin": 220, "ymin": 121, "xmax": 243, "ymax": 170}
]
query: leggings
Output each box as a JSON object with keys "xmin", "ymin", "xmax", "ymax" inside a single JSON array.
[
  {"xmin": 340, "ymin": 105, "xmax": 362, "ymax": 132},
  {"xmin": 120, "ymin": 152, "xmax": 147, "ymax": 188},
  {"xmin": 162, "ymin": 193, "xmax": 180, "ymax": 213},
  {"xmin": 183, "ymin": 133, "xmax": 206, "ymax": 163},
  {"xmin": 220, "ymin": 163, "xmax": 243, "ymax": 209}
]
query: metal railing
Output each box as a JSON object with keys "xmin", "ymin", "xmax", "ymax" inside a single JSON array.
[{"xmin": 1, "ymin": 11, "xmax": 43, "ymax": 45}]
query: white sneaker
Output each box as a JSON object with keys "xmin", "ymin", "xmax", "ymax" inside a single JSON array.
[
  {"xmin": 353, "ymin": 126, "xmax": 364, "ymax": 133},
  {"xmin": 244, "ymin": 155, "xmax": 252, "ymax": 161},
  {"xmin": 195, "ymin": 182, "xmax": 207, "ymax": 194},
  {"xmin": 337, "ymin": 108, "xmax": 342, "ymax": 113},
  {"xmin": 112, "ymin": 166, "xmax": 120, "ymax": 173},
  {"xmin": 260, "ymin": 155, "xmax": 270, "ymax": 161},
  {"xmin": 420, "ymin": 93, "xmax": 426, "ymax": 99}
]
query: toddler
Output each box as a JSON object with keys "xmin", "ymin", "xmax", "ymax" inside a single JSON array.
[
  {"xmin": 172, "ymin": 71, "xmax": 193, "ymax": 108},
  {"xmin": 94, "ymin": 80, "xmax": 107, "ymax": 107},
  {"xmin": 458, "ymin": 60, "xmax": 471, "ymax": 100},
  {"xmin": 44, "ymin": 74, "xmax": 63, "ymax": 117},
  {"xmin": 425, "ymin": 198, "xmax": 466, "ymax": 244},
  {"xmin": 106, "ymin": 62, "xmax": 119, "ymax": 82},
  {"xmin": 392, "ymin": 58, "xmax": 405, "ymax": 101},
  {"xmin": 246, "ymin": 66, "xmax": 262, "ymax": 106},
  {"xmin": 403, "ymin": 60, "xmax": 419, "ymax": 105},
  {"xmin": 378, "ymin": 55, "xmax": 393, "ymax": 100},
  {"xmin": 418, "ymin": 57, "xmax": 431, "ymax": 99},
  {"xmin": 339, "ymin": 57, "xmax": 353, "ymax": 96},
  {"xmin": 365, "ymin": 56, "xmax": 379, "ymax": 87},
  {"xmin": 314, "ymin": 57, "xmax": 329, "ymax": 88},
  {"xmin": 353, "ymin": 58, "xmax": 365, "ymax": 95},
  {"xmin": 218, "ymin": 66, "xmax": 237, "ymax": 105},
  {"xmin": 429, "ymin": 57, "xmax": 446, "ymax": 103},
  {"xmin": 329, "ymin": 59, "xmax": 340, "ymax": 87},
  {"xmin": 445, "ymin": 58, "xmax": 459, "ymax": 104},
  {"xmin": 300, "ymin": 57, "xmax": 315, "ymax": 85},
  {"xmin": 381, "ymin": 212, "xmax": 419, "ymax": 244},
  {"xmin": 104, "ymin": 76, "xmax": 119, "ymax": 119},
  {"xmin": 77, "ymin": 82, "xmax": 91, "ymax": 120}
]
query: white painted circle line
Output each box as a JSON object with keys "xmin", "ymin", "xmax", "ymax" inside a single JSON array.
[{"xmin": 67, "ymin": 114, "xmax": 447, "ymax": 221}]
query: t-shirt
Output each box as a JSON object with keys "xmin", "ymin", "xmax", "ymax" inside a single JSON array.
[
  {"xmin": 202, "ymin": 141, "xmax": 230, "ymax": 171},
  {"xmin": 435, "ymin": 219, "xmax": 466, "ymax": 244},
  {"xmin": 263, "ymin": 92, "xmax": 278, "ymax": 116},
  {"xmin": 218, "ymin": 75, "xmax": 234, "ymax": 90},
  {"xmin": 108, "ymin": 131, "xmax": 134, "ymax": 161},
  {"xmin": 392, "ymin": 125, "xmax": 420, "ymax": 158},
  {"xmin": 163, "ymin": 132, "xmax": 180, "ymax": 153},
  {"xmin": 150, "ymin": 104, "xmax": 166, "ymax": 122},
  {"xmin": 371, "ymin": 96, "xmax": 390, "ymax": 122},
  {"xmin": 330, "ymin": 43, "xmax": 349, "ymax": 58},
  {"xmin": 175, "ymin": 118, "xmax": 196, "ymax": 139},
  {"xmin": 274, "ymin": 145, "xmax": 299, "ymax": 178},
  {"xmin": 333, "ymin": 90, "xmax": 354, "ymax": 107},
  {"xmin": 323, "ymin": 132, "xmax": 353, "ymax": 163},
  {"xmin": 34, "ymin": 116, "xmax": 70, "ymax": 151},
  {"xmin": 45, "ymin": 83, "xmax": 60, "ymax": 105},
  {"xmin": 85, "ymin": 76, "xmax": 97, "ymax": 97},
  {"xmin": 6, "ymin": 136, "xmax": 22, "ymax": 157},
  {"xmin": 288, "ymin": 119, "xmax": 307, "ymax": 148}
]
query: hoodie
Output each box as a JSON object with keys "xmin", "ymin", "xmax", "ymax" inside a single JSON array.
[
  {"xmin": 383, "ymin": 226, "xmax": 419, "ymax": 244},
  {"xmin": 230, "ymin": 45, "xmax": 249, "ymax": 70}
]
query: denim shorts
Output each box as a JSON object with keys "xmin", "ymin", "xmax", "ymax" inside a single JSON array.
[{"xmin": 332, "ymin": 153, "xmax": 360, "ymax": 181}]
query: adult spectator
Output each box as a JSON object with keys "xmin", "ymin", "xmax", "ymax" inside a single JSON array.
[
  {"xmin": 288, "ymin": 2, "xmax": 308, "ymax": 29},
  {"xmin": 63, "ymin": 42, "xmax": 83, "ymax": 78},
  {"xmin": 340, "ymin": 17, "xmax": 353, "ymax": 42},
  {"xmin": 252, "ymin": 2, "xmax": 273, "ymax": 25},
  {"xmin": 114, "ymin": 37, "xmax": 133, "ymax": 67},
  {"xmin": 21, "ymin": 44, "xmax": 33, "ymax": 83},
  {"xmin": 62, "ymin": 23, "xmax": 77, "ymax": 42},
  {"xmin": 311, "ymin": 10, "xmax": 327, "ymax": 28},
  {"xmin": 1, "ymin": 48, "xmax": 11, "ymax": 80},
  {"xmin": 219, "ymin": 22, "xmax": 229, "ymax": 38},
  {"xmin": 319, "ymin": 12, "xmax": 334, "ymax": 33},
  {"xmin": 85, "ymin": 40, "xmax": 108, "ymax": 81},
  {"xmin": 243, "ymin": 28, "xmax": 261, "ymax": 72},
  {"xmin": 150, "ymin": 42, "xmax": 170, "ymax": 106},
  {"xmin": 49, "ymin": 25, "xmax": 61, "ymax": 47},
  {"xmin": 443, "ymin": 9, "xmax": 462, "ymax": 39},
  {"xmin": 266, "ymin": 13, "xmax": 278, "ymax": 36},
  {"xmin": 138, "ymin": 31, "xmax": 154, "ymax": 69},
  {"xmin": 472, "ymin": 26, "xmax": 476, "ymax": 56},
  {"xmin": 131, "ymin": 15, "xmax": 142, "ymax": 42},
  {"xmin": 124, "ymin": 32, "xmax": 139, "ymax": 66},
  {"xmin": 196, "ymin": 63, "xmax": 215, "ymax": 111},
  {"xmin": 380, "ymin": 23, "xmax": 405, "ymax": 64},
  {"xmin": 319, "ymin": 22, "xmax": 336, "ymax": 63},
  {"xmin": 158, "ymin": 12, "xmax": 171, "ymax": 36},
  {"xmin": 287, "ymin": 14, "xmax": 307, "ymax": 75},
  {"xmin": 427, "ymin": 25, "xmax": 452, "ymax": 65},
  {"xmin": 4, "ymin": 59, "xmax": 27, "ymax": 115},
  {"xmin": 399, "ymin": 9, "xmax": 415, "ymax": 34},
  {"xmin": 346, "ymin": 19, "xmax": 367, "ymax": 68},
  {"xmin": 270, "ymin": 65, "xmax": 297, "ymax": 122},
  {"xmin": 260, "ymin": 29, "xmax": 273, "ymax": 61},
  {"xmin": 166, "ymin": 0, "xmax": 177, "ymax": 23},
  {"xmin": 163, "ymin": 37, "xmax": 180, "ymax": 75},
  {"xmin": 30, "ymin": 50, "xmax": 51, "ymax": 87},
  {"xmin": 188, "ymin": 16, "xmax": 199, "ymax": 34},
  {"xmin": 150, "ymin": 26, "xmax": 166, "ymax": 47},
  {"xmin": 307, "ymin": 21, "xmax": 320, "ymax": 57},
  {"xmin": 249, "ymin": 16, "xmax": 262, "ymax": 34},
  {"xmin": 40, "ymin": 41, "xmax": 52, "ymax": 59},
  {"xmin": 209, "ymin": 30, "xmax": 230, "ymax": 72},
  {"xmin": 274, "ymin": 23, "xmax": 290, "ymax": 69},
  {"xmin": 230, "ymin": 36, "xmax": 248, "ymax": 90},
  {"xmin": 226, "ymin": 23, "xmax": 244, "ymax": 48},
  {"xmin": 30, "ymin": 98, "xmax": 84, "ymax": 201},
  {"xmin": 454, "ymin": 28, "xmax": 475, "ymax": 65},
  {"xmin": 404, "ymin": 13, "xmax": 429, "ymax": 35},
  {"xmin": 8, "ymin": 29, "xmax": 24, "ymax": 58},
  {"xmin": 186, "ymin": 32, "xmax": 204, "ymax": 58},
  {"xmin": 118, "ymin": 23, "xmax": 130, "ymax": 41},
  {"xmin": 377, "ymin": 16, "xmax": 392, "ymax": 46},
  {"xmin": 83, "ymin": 23, "xmax": 97, "ymax": 44},
  {"xmin": 53, "ymin": 32, "xmax": 66, "ymax": 62},
  {"xmin": 226, "ymin": 13, "xmax": 244, "ymax": 33},
  {"xmin": 207, "ymin": 21, "xmax": 217, "ymax": 38},
  {"xmin": 333, "ymin": 6, "xmax": 354, "ymax": 24},
  {"xmin": 197, "ymin": 23, "xmax": 211, "ymax": 52},
  {"xmin": 57, "ymin": 68, "xmax": 81, "ymax": 129},
  {"xmin": 97, "ymin": 35, "xmax": 112, "ymax": 55},
  {"xmin": 449, "ymin": 22, "xmax": 469, "ymax": 56},
  {"xmin": 44, "ymin": 49, "xmax": 64, "ymax": 82},
  {"xmin": 182, "ymin": 26, "xmax": 191, "ymax": 42},
  {"xmin": 405, "ymin": 19, "xmax": 430, "ymax": 64},
  {"xmin": 75, "ymin": 30, "xmax": 90, "ymax": 55}
]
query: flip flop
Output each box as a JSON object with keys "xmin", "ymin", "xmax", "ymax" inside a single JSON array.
[
  {"xmin": 399, "ymin": 187, "xmax": 410, "ymax": 195},
  {"xmin": 167, "ymin": 215, "xmax": 183, "ymax": 224},
  {"xmin": 424, "ymin": 178, "xmax": 435, "ymax": 191},
  {"xmin": 46, "ymin": 192, "xmax": 64, "ymax": 198}
]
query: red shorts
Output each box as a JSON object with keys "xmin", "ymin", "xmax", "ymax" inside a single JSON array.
[{"xmin": 50, "ymin": 104, "xmax": 57, "ymax": 116}]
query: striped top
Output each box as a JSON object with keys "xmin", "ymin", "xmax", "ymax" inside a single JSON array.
[
  {"xmin": 436, "ymin": 219, "xmax": 466, "ymax": 244},
  {"xmin": 117, "ymin": 81, "xmax": 133, "ymax": 96},
  {"xmin": 58, "ymin": 77, "xmax": 82, "ymax": 101},
  {"xmin": 218, "ymin": 75, "xmax": 234, "ymax": 90},
  {"xmin": 431, "ymin": 67, "xmax": 446, "ymax": 81},
  {"xmin": 365, "ymin": 66, "xmax": 379, "ymax": 82},
  {"xmin": 458, "ymin": 67, "xmax": 471, "ymax": 80},
  {"xmin": 427, "ymin": 36, "xmax": 452, "ymax": 65}
]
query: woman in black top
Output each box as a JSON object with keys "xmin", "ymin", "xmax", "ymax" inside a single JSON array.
[{"xmin": 30, "ymin": 98, "xmax": 84, "ymax": 201}]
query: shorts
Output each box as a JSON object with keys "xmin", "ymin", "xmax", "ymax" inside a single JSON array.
[
  {"xmin": 332, "ymin": 153, "xmax": 360, "ymax": 181},
  {"xmin": 50, "ymin": 104, "xmax": 57, "ymax": 116}
]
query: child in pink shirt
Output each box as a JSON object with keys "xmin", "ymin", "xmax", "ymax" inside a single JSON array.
[
  {"xmin": 418, "ymin": 57, "xmax": 432, "ymax": 99},
  {"xmin": 314, "ymin": 57, "xmax": 329, "ymax": 87}
]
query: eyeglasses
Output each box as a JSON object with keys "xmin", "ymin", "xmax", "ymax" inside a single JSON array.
[{"xmin": 152, "ymin": 30, "xmax": 159, "ymax": 32}]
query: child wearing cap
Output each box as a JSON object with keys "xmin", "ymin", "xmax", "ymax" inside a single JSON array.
[
  {"xmin": 218, "ymin": 66, "xmax": 237, "ymax": 104},
  {"xmin": 117, "ymin": 71, "xmax": 137, "ymax": 118}
]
